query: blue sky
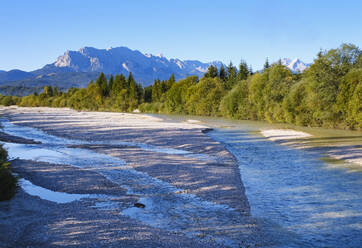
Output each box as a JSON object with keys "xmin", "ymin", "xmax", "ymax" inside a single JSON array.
[{"xmin": 1, "ymin": 0, "xmax": 361, "ymax": 71}]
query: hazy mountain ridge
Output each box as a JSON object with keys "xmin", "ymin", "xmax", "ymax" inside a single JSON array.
[{"xmin": 0, "ymin": 69, "xmax": 34, "ymax": 82}]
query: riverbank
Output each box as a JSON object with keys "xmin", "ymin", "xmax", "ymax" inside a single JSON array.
[
  {"xmin": 260, "ymin": 128, "xmax": 362, "ymax": 166},
  {"xmin": 0, "ymin": 106, "xmax": 266, "ymax": 247}
]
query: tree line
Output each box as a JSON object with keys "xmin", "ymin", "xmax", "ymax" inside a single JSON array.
[{"xmin": 1, "ymin": 44, "xmax": 361, "ymax": 130}]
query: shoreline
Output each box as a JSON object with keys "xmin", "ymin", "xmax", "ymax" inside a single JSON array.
[{"xmin": 260, "ymin": 128, "xmax": 362, "ymax": 166}]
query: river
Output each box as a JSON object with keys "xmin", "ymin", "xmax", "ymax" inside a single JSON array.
[
  {"xmin": 160, "ymin": 114, "xmax": 362, "ymax": 247},
  {"xmin": 209, "ymin": 128, "xmax": 362, "ymax": 247},
  {"xmin": 1, "ymin": 110, "xmax": 362, "ymax": 247}
]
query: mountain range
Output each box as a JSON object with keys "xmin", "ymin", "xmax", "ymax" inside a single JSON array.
[
  {"xmin": 0, "ymin": 46, "xmax": 224, "ymax": 91},
  {"xmin": 0, "ymin": 46, "xmax": 310, "ymax": 96}
]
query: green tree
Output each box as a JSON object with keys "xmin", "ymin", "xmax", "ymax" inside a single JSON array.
[
  {"xmin": 164, "ymin": 76, "xmax": 198, "ymax": 113},
  {"xmin": 96, "ymin": 73, "xmax": 108, "ymax": 97},
  {"xmin": 337, "ymin": 68, "xmax": 362, "ymax": 129},
  {"xmin": 227, "ymin": 62, "xmax": 237, "ymax": 79},
  {"xmin": 53, "ymin": 86, "xmax": 59, "ymax": 96},
  {"xmin": 127, "ymin": 72, "xmax": 137, "ymax": 100},
  {"xmin": 264, "ymin": 58, "xmax": 270, "ymax": 70},
  {"xmin": 144, "ymin": 86, "xmax": 153, "ymax": 102},
  {"xmin": 204, "ymin": 65, "xmax": 218, "ymax": 78},
  {"xmin": 219, "ymin": 65, "xmax": 227, "ymax": 81},
  {"xmin": 108, "ymin": 74, "xmax": 114, "ymax": 94},
  {"xmin": 152, "ymin": 79, "xmax": 162, "ymax": 102},
  {"xmin": 263, "ymin": 64, "xmax": 294, "ymax": 122},
  {"xmin": 111, "ymin": 74, "xmax": 127, "ymax": 96},
  {"xmin": 220, "ymin": 79, "xmax": 253, "ymax": 119},
  {"xmin": 305, "ymin": 44, "xmax": 361, "ymax": 127},
  {"xmin": 185, "ymin": 77, "xmax": 226, "ymax": 116},
  {"xmin": 43, "ymin": 86, "xmax": 53, "ymax": 97},
  {"xmin": 283, "ymin": 80, "xmax": 312, "ymax": 126},
  {"xmin": 167, "ymin": 73, "xmax": 176, "ymax": 88},
  {"xmin": 238, "ymin": 60, "xmax": 250, "ymax": 80}
]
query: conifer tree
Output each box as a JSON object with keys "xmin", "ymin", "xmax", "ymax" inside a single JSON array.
[
  {"xmin": 219, "ymin": 65, "xmax": 227, "ymax": 80},
  {"xmin": 264, "ymin": 58, "xmax": 270, "ymax": 70},
  {"xmin": 136, "ymin": 83, "xmax": 144, "ymax": 103},
  {"xmin": 227, "ymin": 62, "xmax": 236, "ymax": 79},
  {"xmin": 170, "ymin": 73, "xmax": 176, "ymax": 83},
  {"xmin": 144, "ymin": 86, "xmax": 153, "ymax": 103},
  {"xmin": 238, "ymin": 60, "xmax": 250, "ymax": 80},
  {"xmin": 96, "ymin": 73, "xmax": 108, "ymax": 97},
  {"xmin": 108, "ymin": 74, "xmax": 114, "ymax": 94},
  {"xmin": 118, "ymin": 74, "xmax": 125, "ymax": 89},
  {"xmin": 166, "ymin": 73, "xmax": 176, "ymax": 89},
  {"xmin": 127, "ymin": 72, "xmax": 136, "ymax": 99},
  {"xmin": 53, "ymin": 86, "xmax": 59, "ymax": 96},
  {"xmin": 152, "ymin": 79, "xmax": 161, "ymax": 102},
  {"xmin": 204, "ymin": 65, "xmax": 218, "ymax": 78},
  {"xmin": 111, "ymin": 75, "xmax": 120, "ymax": 95}
]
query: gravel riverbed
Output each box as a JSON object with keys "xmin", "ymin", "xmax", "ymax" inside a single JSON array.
[{"xmin": 0, "ymin": 106, "xmax": 267, "ymax": 248}]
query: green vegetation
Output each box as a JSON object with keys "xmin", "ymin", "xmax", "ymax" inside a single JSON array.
[
  {"xmin": 0, "ymin": 145, "xmax": 17, "ymax": 201},
  {"xmin": 1, "ymin": 44, "xmax": 361, "ymax": 130}
]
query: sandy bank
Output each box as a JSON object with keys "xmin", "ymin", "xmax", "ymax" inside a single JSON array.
[
  {"xmin": 261, "ymin": 128, "xmax": 362, "ymax": 166},
  {"xmin": 261, "ymin": 129, "xmax": 312, "ymax": 141}
]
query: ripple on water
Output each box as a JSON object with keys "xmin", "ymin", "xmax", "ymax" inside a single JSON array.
[{"xmin": 208, "ymin": 129, "xmax": 362, "ymax": 248}]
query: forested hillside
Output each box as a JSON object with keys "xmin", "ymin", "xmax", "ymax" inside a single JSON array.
[{"xmin": 1, "ymin": 44, "xmax": 361, "ymax": 130}]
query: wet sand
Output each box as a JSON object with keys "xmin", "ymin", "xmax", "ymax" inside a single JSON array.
[{"xmin": 0, "ymin": 106, "xmax": 266, "ymax": 248}]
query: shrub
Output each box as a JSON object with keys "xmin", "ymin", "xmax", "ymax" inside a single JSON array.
[{"xmin": 0, "ymin": 146, "xmax": 17, "ymax": 201}]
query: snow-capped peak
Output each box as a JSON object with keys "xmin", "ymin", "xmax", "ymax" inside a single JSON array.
[
  {"xmin": 280, "ymin": 58, "xmax": 291, "ymax": 65},
  {"xmin": 280, "ymin": 58, "xmax": 310, "ymax": 73}
]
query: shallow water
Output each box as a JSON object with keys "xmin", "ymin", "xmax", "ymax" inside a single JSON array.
[
  {"xmin": 0, "ymin": 118, "xmax": 216, "ymax": 161},
  {"xmin": 208, "ymin": 129, "xmax": 362, "ymax": 248},
  {"xmin": 19, "ymin": 178, "xmax": 96, "ymax": 203}
]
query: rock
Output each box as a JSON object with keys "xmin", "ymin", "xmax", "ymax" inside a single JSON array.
[
  {"xmin": 134, "ymin": 202, "xmax": 146, "ymax": 208},
  {"xmin": 201, "ymin": 128, "xmax": 213, "ymax": 133}
]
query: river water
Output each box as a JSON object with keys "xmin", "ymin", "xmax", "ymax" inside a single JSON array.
[
  {"xmin": 208, "ymin": 129, "xmax": 362, "ymax": 247},
  {"xmin": 156, "ymin": 114, "xmax": 362, "ymax": 247}
]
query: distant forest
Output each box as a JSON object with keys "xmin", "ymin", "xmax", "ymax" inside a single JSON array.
[{"xmin": 1, "ymin": 44, "xmax": 361, "ymax": 130}]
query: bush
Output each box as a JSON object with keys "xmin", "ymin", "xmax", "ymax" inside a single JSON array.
[{"xmin": 0, "ymin": 146, "xmax": 17, "ymax": 201}]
